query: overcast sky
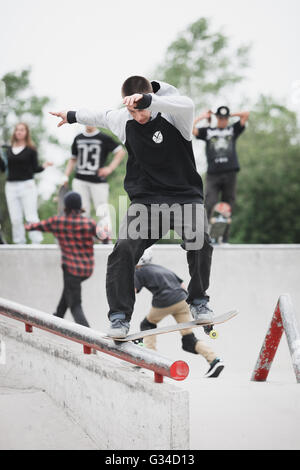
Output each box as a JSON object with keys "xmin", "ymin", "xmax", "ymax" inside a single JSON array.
[{"xmin": 1, "ymin": 0, "xmax": 300, "ymax": 196}]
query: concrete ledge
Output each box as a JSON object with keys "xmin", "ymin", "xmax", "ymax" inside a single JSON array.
[{"xmin": 0, "ymin": 317, "xmax": 189, "ymax": 450}]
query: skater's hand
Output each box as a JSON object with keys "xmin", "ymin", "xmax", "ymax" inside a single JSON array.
[
  {"xmin": 49, "ymin": 111, "xmax": 68, "ymax": 127},
  {"xmin": 123, "ymin": 94, "xmax": 143, "ymax": 109},
  {"xmin": 98, "ymin": 166, "xmax": 112, "ymax": 178}
]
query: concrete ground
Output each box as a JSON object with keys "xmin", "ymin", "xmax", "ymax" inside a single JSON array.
[
  {"xmin": 1, "ymin": 369, "xmax": 299, "ymax": 450},
  {"xmin": 136, "ymin": 347, "xmax": 300, "ymax": 450},
  {"xmin": 178, "ymin": 369, "xmax": 300, "ymax": 450}
]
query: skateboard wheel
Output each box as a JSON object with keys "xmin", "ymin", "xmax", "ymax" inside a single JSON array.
[
  {"xmin": 209, "ymin": 330, "xmax": 218, "ymax": 339},
  {"xmin": 133, "ymin": 339, "xmax": 144, "ymax": 346}
]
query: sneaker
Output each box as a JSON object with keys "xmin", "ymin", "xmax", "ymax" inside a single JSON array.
[
  {"xmin": 190, "ymin": 298, "xmax": 214, "ymax": 323},
  {"xmin": 205, "ymin": 358, "xmax": 224, "ymax": 378},
  {"xmin": 106, "ymin": 314, "xmax": 130, "ymax": 339}
]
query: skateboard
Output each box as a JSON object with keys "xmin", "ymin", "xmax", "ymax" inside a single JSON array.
[
  {"xmin": 57, "ymin": 184, "xmax": 70, "ymax": 216},
  {"xmin": 209, "ymin": 202, "xmax": 232, "ymax": 244},
  {"xmin": 104, "ymin": 310, "xmax": 238, "ymax": 342}
]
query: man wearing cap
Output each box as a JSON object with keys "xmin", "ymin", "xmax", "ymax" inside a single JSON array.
[
  {"xmin": 193, "ymin": 106, "xmax": 249, "ymax": 241},
  {"xmin": 25, "ymin": 191, "xmax": 102, "ymax": 327}
]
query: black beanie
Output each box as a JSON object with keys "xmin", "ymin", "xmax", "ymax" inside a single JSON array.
[{"xmin": 64, "ymin": 191, "xmax": 82, "ymax": 211}]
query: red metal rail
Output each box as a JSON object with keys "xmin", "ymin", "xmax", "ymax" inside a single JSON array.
[
  {"xmin": 251, "ymin": 294, "xmax": 300, "ymax": 383},
  {"xmin": 0, "ymin": 297, "xmax": 189, "ymax": 383}
]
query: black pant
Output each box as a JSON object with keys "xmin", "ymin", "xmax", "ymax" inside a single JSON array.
[
  {"xmin": 55, "ymin": 266, "xmax": 90, "ymax": 327},
  {"xmin": 205, "ymin": 171, "xmax": 237, "ymax": 241},
  {"xmin": 106, "ymin": 203, "xmax": 213, "ymax": 322}
]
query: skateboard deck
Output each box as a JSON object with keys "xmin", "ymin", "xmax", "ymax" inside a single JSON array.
[
  {"xmin": 104, "ymin": 310, "xmax": 238, "ymax": 342},
  {"xmin": 57, "ymin": 185, "xmax": 70, "ymax": 216}
]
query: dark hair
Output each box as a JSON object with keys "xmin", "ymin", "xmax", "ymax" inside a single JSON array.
[
  {"xmin": 121, "ymin": 76, "xmax": 153, "ymax": 97},
  {"xmin": 63, "ymin": 191, "xmax": 84, "ymax": 215}
]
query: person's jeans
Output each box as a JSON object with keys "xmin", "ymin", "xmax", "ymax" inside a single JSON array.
[
  {"xmin": 106, "ymin": 203, "xmax": 213, "ymax": 322},
  {"xmin": 55, "ymin": 266, "xmax": 90, "ymax": 327},
  {"xmin": 5, "ymin": 180, "xmax": 43, "ymax": 244}
]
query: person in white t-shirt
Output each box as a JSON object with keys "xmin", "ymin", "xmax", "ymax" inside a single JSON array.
[{"xmin": 63, "ymin": 125, "xmax": 126, "ymax": 242}]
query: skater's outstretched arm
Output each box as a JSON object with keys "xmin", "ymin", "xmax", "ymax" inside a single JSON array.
[{"xmin": 50, "ymin": 108, "xmax": 128, "ymax": 143}]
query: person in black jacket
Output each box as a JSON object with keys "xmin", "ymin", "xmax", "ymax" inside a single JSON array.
[
  {"xmin": 50, "ymin": 76, "xmax": 214, "ymax": 338},
  {"xmin": 193, "ymin": 106, "xmax": 249, "ymax": 241},
  {"xmin": 0, "ymin": 123, "xmax": 52, "ymax": 244}
]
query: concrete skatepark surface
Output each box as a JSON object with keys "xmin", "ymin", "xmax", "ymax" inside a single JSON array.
[
  {"xmin": 0, "ymin": 244, "xmax": 300, "ymax": 450},
  {"xmin": 0, "ymin": 386, "xmax": 97, "ymax": 450}
]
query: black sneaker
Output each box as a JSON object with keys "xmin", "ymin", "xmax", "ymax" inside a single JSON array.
[{"xmin": 204, "ymin": 359, "xmax": 224, "ymax": 378}]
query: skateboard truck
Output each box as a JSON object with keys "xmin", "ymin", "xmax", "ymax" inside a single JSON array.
[{"xmin": 203, "ymin": 324, "xmax": 218, "ymax": 339}]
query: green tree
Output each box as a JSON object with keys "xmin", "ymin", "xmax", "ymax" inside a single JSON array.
[
  {"xmin": 154, "ymin": 17, "xmax": 250, "ymax": 110},
  {"xmin": 0, "ymin": 68, "xmax": 60, "ymax": 243},
  {"xmin": 230, "ymin": 96, "xmax": 300, "ymax": 243}
]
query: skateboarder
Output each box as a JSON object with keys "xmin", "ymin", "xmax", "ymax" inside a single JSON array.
[
  {"xmin": 50, "ymin": 76, "xmax": 214, "ymax": 338},
  {"xmin": 193, "ymin": 107, "xmax": 249, "ymax": 242},
  {"xmin": 25, "ymin": 191, "xmax": 102, "ymax": 327},
  {"xmin": 135, "ymin": 248, "xmax": 224, "ymax": 378},
  {"xmin": 63, "ymin": 125, "xmax": 126, "ymax": 241}
]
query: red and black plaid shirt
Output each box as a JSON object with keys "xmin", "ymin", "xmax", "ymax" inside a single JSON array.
[{"xmin": 26, "ymin": 212, "xmax": 101, "ymax": 278}]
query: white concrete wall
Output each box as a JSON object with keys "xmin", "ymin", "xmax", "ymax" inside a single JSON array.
[{"xmin": 0, "ymin": 316, "xmax": 189, "ymax": 450}]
